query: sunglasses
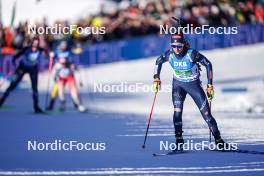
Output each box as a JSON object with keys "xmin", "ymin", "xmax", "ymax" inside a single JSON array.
[{"xmin": 171, "ymin": 44, "xmax": 184, "ymax": 49}]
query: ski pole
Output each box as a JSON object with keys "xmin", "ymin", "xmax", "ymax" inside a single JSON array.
[
  {"xmin": 208, "ymin": 100, "xmax": 212, "ymax": 143},
  {"xmin": 171, "ymin": 16, "xmax": 180, "ymax": 24},
  {"xmin": 142, "ymin": 91, "xmax": 158, "ymax": 149},
  {"xmin": 45, "ymin": 57, "xmax": 54, "ymax": 108},
  {"xmin": 77, "ymin": 66, "xmax": 84, "ymax": 88}
]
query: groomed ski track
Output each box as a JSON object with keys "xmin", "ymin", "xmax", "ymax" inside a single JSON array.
[{"xmin": 0, "ymin": 43, "xmax": 264, "ymax": 175}]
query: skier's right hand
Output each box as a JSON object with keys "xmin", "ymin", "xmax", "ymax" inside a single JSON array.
[
  {"xmin": 153, "ymin": 79, "xmax": 161, "ymax": 93},
  {"xmin": 49, "ymin": 51, "xmax": 55, "ymax": 59}
]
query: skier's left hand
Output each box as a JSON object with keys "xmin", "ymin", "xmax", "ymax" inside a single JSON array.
[{"xmin": 207, "ymin": 84, "xmax": 214, "ymax": 101}]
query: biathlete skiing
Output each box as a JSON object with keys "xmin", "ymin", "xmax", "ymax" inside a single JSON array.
[
  {"xmin": 0, "ymin": 37, "xmax": 47, "ymax": 113},
  {"xmin": 47, "ymin": 41, "xmax": 87, "ymax": 113},
  {"xmin": 46, "ymin": 41, "xmax": 74, "ymax": 110},
  {"xmin": 152, "ymin": 32, "xmax": 230, "ymax": 151}
]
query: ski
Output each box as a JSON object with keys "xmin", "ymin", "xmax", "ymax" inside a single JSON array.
[
  {"xmin": 0, "ymin": 105, "xmax": 16, "ymax": 110},
  {"xmin": 205, "ymin": 148, "xmax": 264, "ymax": 155},
  {"xmin": 153, "ymin": 150, "xmax": 188, "ymax": 157},
  {"xmin": 153, "ymin": 148, "xmax": 264, "ymax": 157},
  {"xmin": 28, "ymin": 111, "xmax": 48, "ymax": 115},
  {"xmin": 45, "ymin": 108, "xmax": 88, "ymax": 115}
]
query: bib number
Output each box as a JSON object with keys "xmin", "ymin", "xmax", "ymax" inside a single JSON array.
[{"xmin": 175, "ymin": 70, "xmax": 192, "ymax": 78}]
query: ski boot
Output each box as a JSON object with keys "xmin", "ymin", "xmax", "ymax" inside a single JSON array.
[
  {"xmin": 0, "ymin": 98, "xmax": 4, "ymax": 108},
  {"xmin": 34, "ymin": 105, "xmax": 45, "ymax": 114},
  {"xmin": 0, "ymin": 94, "xmax": 7, "ymax": 108},
  {"xmin": 77, "ymin": 104, "xmax": 87, "ymax": 113},
  {"xmin": 46, "ymin": 98, "xmax": 56, "ymax": 111},
  {"xmin": 215, "ymin": 138, "xmax": 234, "ymax": 151},
  {"xmin": 173, "ymin": 132, "xmax": 184, "ymax": 151},
  {"xmin": 59, "ymin": 100, "xmax": 66, "ymax": 112},
  {"xmin": 72, "ymin": 99, "xmax": 79, "ymax": 109}
]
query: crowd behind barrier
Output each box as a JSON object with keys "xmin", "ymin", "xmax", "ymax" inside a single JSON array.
[
  {"xmin": 0, "ymin": 0, "xmax": 264, "ymax": 76},
  {"xmin": 0, "ymin": 24, "xmax": 263, "ymax": 78},
  {"xmin": 0, "ymin": 0, "xmax": 263, "ymax": 48}
]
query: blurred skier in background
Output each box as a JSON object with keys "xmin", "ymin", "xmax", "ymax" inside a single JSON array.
[
  {"xmin": 48, "ymin": 41, "xmax": 86, "ymax": 113},
  {"xmin": 46, "ymin": 41, "xmax": 72, "ymax": 110},
  {"xmin": 0, "ymin": 37, "xmax": 47, "ymax": 113}
]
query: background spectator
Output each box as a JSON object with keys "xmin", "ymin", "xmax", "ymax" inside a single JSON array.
[{"xmin": 0, "ymin": 0, "xmax": 263, "ymax": 51}]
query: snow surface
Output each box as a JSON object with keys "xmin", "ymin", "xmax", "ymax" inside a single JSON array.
[
  {"xmin": 70, "ymin": 43, "xmax": 264, "ymax": 115},
  {"xmin": 0, "ymin": 43, "xmax": 264, "ymax": 175}
]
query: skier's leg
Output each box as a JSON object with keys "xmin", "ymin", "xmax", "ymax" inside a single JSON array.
[
  {"xmin": 57, "ymin": 80, "xmax": 65, "ymax": 101},
  {"xmin": 57, "ymin": 78, "xmax": 66, "ymax": 111},
  {"xmin": 47, "ymin": 63, "xmax": 60, "ymax": 110},
  {"xmin": 68, "ymin": 76, "xmax": 80, "ymax": 106},
  {"xmin": 172, "ymin": 80, "xmax": 187, "ymax": 138},
  {"xmin": 0, "ymin": 67, "xmax": 25, "ymax": 107},
  {"xmin": 51, "ymin": 83, "xmax": 58, "ymax": 99},
  {"xmin": 29, "ymin": 67, "xmax": 43, "ymax": 113},
  {"xmin": 68, "ymin": 76, "xmax": 86, "ymax": 112},
  {"xmin": 46, "ymin": 83, "xmax": 58, "ymax": 110},
  {"xmin": 187, "ymin": 81, "xmax": 221, "ymax": 140},
  {"xmin": 172, "ymin": 79, "xmax": 187, "ymax": 149}
]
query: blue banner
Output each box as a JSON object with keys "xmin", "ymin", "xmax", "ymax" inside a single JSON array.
[
  {"xmin": 80, "ymin": 24, "xmax": 264, "ymax": 65},
  {"xmin": 0, "ymin": 24, "xmax": 263, "ymax": 77}
]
